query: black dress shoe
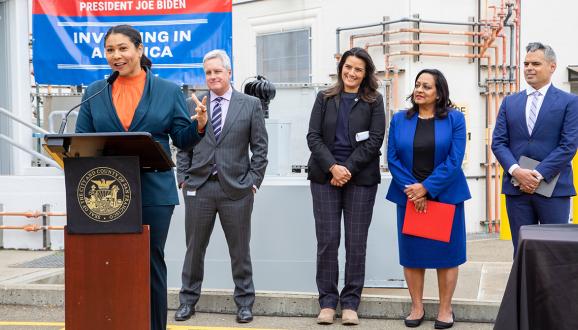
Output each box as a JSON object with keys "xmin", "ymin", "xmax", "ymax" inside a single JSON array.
[
  {"xmin": 434, "ymin": 312, "xmax": 455, "ymax": 329},
  {"xmin": 174, "ymin": 303, "xmax": 195, "ymax": 321},
  {"xmin": 236, "ymin": 306, "xmax": 253, "ymax": 323},
  {"xmin": 403, "ymin": 310, "xmax": 425, "ymax": 328}
]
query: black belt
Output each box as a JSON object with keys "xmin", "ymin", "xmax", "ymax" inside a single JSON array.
[{"xmin": 207, "ymin": 173, "xmax": 219, "ymax": 181}]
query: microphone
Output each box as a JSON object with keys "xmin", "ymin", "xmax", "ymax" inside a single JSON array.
[{"xmin": 58, "ymin": 71, "xmax": 120, "ymax": 134}]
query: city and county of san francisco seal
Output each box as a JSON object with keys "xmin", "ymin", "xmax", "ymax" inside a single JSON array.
[{"xmin": 77, "ymin": 167, "xmax": 132, "ymax": 222}]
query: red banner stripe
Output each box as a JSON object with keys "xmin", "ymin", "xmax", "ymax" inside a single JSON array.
[{"xmin": 32, "ymin": 0, "xmax": 231, "ymax": 17}]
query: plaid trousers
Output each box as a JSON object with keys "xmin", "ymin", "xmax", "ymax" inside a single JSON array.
[{"xmin": 310, "ymin": 181, "xmax": 378, "ymax": 310}]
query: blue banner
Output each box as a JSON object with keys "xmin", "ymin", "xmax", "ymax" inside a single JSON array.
[{"xmin": 32, "ymin": 1, "xmax": 232, "ymax": 86}]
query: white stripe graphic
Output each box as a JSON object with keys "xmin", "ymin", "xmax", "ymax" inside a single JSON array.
[
  {"xmin": 57, "ymin": 19, "xmax": 208, "ymax": 27},
  {"xmin": 57, "ymin": 63, "xmax": 204, "ymax": 70}
]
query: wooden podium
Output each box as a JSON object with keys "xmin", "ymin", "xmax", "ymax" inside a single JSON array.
[{"xmin": 44, "ymin": 132, "xmax": 175, "ymax": 330}]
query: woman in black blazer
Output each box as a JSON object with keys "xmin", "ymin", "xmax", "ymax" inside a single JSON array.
[{"xmin": 307, "ymin": 47, "xmax": 385, "ymax": 326}]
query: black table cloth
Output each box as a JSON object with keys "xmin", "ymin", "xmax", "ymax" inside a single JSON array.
[{"xmin": 494, "ymin": 224, "xmax": 578, "ymax": 330}]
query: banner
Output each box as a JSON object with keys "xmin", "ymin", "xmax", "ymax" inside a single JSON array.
[{"xmin": 32, "ymin": 0, "xmax": 232, "ymax": 86}]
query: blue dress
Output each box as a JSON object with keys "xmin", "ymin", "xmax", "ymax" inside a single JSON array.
[
  {"xmin": 396, "ymin": 203, "xmax": 466, "ymax": 268},
  {"xmin": 386, "ymin": 110, "xmax": 471, "ymax": 269}
]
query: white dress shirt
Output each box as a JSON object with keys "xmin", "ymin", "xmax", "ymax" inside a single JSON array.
[{"xmin": 210, "ymin": 86, "xmax": 233, "ymax": 125}]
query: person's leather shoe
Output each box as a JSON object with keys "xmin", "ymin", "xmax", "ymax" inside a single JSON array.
[
  {"xmin": 341, "ymin": 309, "xmax": 360, "ymax": 325},
  {"xmin": 434, "ymin": 312, "xmax": 455, "ymax": 329},
  {"xmin": 174, "ymin": 303, "xmax": 195, "ymax": 321},
  {"xmin": 403, "ymin": 309, "xmax": 425, "ymax": 328},
  {"xmin": 236, "ymin": 306, "xmax": 253, "ymax": 323},
  {"xmin": 316, "ymin": 308, "xmax": 336, "ymax": 325}
]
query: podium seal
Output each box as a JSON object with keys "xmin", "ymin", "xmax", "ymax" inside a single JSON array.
[{"xmin": 77, "ymin": 167, "xmax": 132, "ymax": 222}]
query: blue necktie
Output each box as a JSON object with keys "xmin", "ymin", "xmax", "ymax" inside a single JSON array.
[
  {"xmin": 211, "ymin": 97, "xmax": 223, "ymax": 175},
  {"xmin": 212, "ymin": 97, "xmax": 223, "ymax": 140}
]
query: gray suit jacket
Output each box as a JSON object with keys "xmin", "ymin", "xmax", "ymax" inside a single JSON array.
[{"xmin": 176, "ymin": 90, "xmax": 268, "ymax": 200}]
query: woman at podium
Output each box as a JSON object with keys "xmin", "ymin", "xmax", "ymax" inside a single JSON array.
[
  {"xmin": 75, "ymin": 24, "xmax": 206, "ymax": 330},
  {"xmin": 386, "ymin": 69, "xmax": 470, "ymax": 329}
]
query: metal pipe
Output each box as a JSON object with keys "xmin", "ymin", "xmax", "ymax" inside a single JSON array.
[
  {"xmin": 393, "ymin": 68, "xmax": 400, "ymax": 110},
  {"xmin": 366, "ymin": 39, "xmax": 485, "ymax": 49},
  {"xmin": 336, "ymin": 28, "xmax": 341, "ymax": 54},
  {"xmin": 42, "ymin": 204, "xmax": 52, "ymax": 250},
  {"xmin": 0, "ymin": 133, "xmax": 61, "ymax": 168},
  {"xmin": 506, "ymin": 1, "xmax": 515, "ymax": 84},
  {"xmin": 486, "ymin": 54, "xmax": 494, "ymax": 232},
  {"xmin": 0, "ymin": 204, "xmax": 3, "ymax": 248},
  {"xmin": 509, "ymin": 24, "xmax": 515, "ymax": 87},
  {"xmin": 503, "ymin": 2, "xmax": 513, "ymax": 25},
  {"xmin": 477, "ymin": 3, "xmax": 483, "ymax": 88},
  {"xmin": 0, "ymin": 211, "xmax": 66, "ymax": 217},
  {"xmin": 339, "ymin": 17, "xmax": 486, "ymax": 52},
  {"xmin": 386, "ymin": 50, "xmax": 489, "ymax": 59},
  {"xmin": 492, "ymin": 45, "xmax": 501, "ymax": 233},
  {"xmin": 337, "ymin": 17, "xmax": 481, "ymax": 34},
  {"xmin": 0, "ymin": 107, "xmax": 51, "ymax": 135},
  {"xmin": 353, "ymin": 27, "xmax": 484, "ymax": 44},
  {"xmin": 0, "ymin": 225, "xmax": 65, "ymax": 231},
  {"xmin": 35, "ymin": 86, "xmax": 42, "ymax": 152}
]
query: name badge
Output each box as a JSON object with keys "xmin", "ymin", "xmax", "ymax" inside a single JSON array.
[
  {"xmin": 186, "ymin": 190, "xmax": 197, "ymax": 196},
  {"xmin": 355, "ymin": 131, "xmax": 370, "ymax": 142}
]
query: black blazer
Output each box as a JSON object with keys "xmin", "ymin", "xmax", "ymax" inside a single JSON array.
[{"xmin": 306, "ymin": 90, "xmax": 386, "ymax": 186}]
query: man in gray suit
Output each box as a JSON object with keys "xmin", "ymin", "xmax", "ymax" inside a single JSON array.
[{"xmin": 174, "ymin": 49, "xmax": 268, "ymax": 323}]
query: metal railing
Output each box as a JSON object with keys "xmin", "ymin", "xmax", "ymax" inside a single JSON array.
[
  {"xmin": 0, "ymin": 203, "xmax": 65, "ymax": 250},
  {"xmin": 0, "ymin": 107, "xmax": 60, "ymax": 168}
]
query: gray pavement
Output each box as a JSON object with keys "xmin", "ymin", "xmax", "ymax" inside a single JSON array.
[
  {"xmin": 0, "ymin": 236, "xmax": 513, "ymax": 328},
  {"xmin": 0, "ymin": 305, "xmax": 494, "ymax": 329}
]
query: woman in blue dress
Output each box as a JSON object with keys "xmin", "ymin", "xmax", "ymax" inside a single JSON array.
[{"xmin": 386, "ymin": 69, "xmax": 470, "ymax": 329}]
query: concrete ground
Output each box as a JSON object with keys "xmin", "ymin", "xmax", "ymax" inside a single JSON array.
[
  {"xmin": 363, "ymin": 237, "xmax": 513, "ymax": 303},
  {"xmin": 0, "ymin": 235, "xmax": 513, "ymax": 328},
  {"xmin": 0, "ymin": 305, "xmax": 494, "ymax": 330}
]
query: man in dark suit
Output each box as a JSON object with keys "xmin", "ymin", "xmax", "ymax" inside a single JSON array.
[
  {"xmin": 492, "ymin": 42, "xmax": 578, "ymax": 255},
  {"xmin": 174, "ymin": 49, "xmax": 268, "ymax": 323}
]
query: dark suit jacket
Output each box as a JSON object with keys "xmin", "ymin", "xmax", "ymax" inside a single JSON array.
[
  {"xmin": 75, "ymin": 69, "xmax": 203, "ymax": 206},
  {"xmin": 177, "ymin": 90, "xmax": 268, "ymax": 200},
  {"xmin": 492, "ymin": 85, "xmax": 578, "ymax": 196},
  {"xmin": 386, "ymin": 109, "xmax": 471, "ymax": 205},
  {"xmin": 306, "ymin": 91, "xmax": 385, "ymax": 186}
]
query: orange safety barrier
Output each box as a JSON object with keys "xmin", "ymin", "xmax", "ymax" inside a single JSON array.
[
  {"xmin": 0, "ymin": 211, "xmax": 66, "ymax": 218},
  {"xmin": 0, "ymin": 225, "xmax": 65, "ymax": 231}
]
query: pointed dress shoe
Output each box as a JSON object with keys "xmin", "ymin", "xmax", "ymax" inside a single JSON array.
[
  {"xmin": 434, "ymin": 312, "xmax": 455, "ymax": 329},
  {"xmin": 174, "ymin": 303, "xmax": 195, "ymax": 321},
  {"xmin": 236, "ymin": 306, "xmax": 253, "ymax": 323},
  {"xmin": 404, "ymin": 309, "xmax": 425, "ymax": 328}
]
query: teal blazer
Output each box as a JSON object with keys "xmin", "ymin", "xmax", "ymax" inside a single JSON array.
[
  {"xmin": 386, "ymin": 109, "xmax": 471, "ymax": 205},
  {"xmin": 75, "ymin": 69, "xmax": 203, "ymax": 206}
]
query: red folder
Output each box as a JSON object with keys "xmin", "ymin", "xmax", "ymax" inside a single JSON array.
[{"xmin": 402, "ymin": 200, "xmax": 456, "ymax": 243}]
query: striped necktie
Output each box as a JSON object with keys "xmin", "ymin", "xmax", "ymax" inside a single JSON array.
[
  {"xmin": 212, "ymin": 97, "xmax": 224, "ymax": 140},
  {"xmin": 211, "ymin": 97, "xmax": 224, "ymax": 175},
  {"xmin": 527, "ymin": 91, "xmax": 540, "ymax": 134}
]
